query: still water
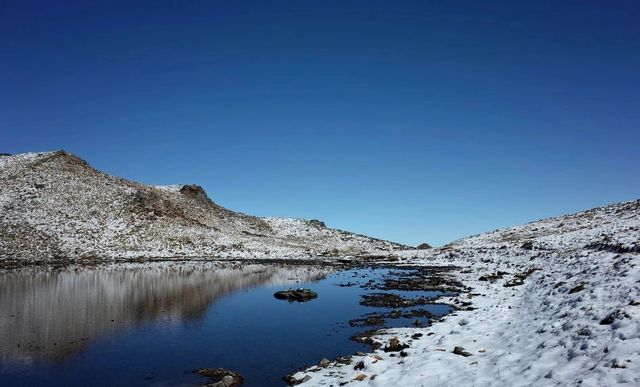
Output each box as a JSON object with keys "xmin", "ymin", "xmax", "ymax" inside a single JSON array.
[{"xmin": 0, "ymin": 262, "xmax": 451, "ymax": 386}]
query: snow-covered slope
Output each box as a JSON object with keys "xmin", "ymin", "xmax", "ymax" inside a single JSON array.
[
  {"xmin": 293, "ymin": 199, "xmax": 640, "ymax": 386},
  {"xmin": 0, "ymin": 151, "xmax": 407, "ymax": 264}
]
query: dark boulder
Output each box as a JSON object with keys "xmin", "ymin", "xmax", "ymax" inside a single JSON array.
[
  {"xmin": 383, "ymin": 337, "xmax": 409, "ymax": 352},
  {"xmin": 452, "ymin": 346, "xmax": 472, "ymax": 357},
  {"xmin": 195, "ymin": 368, "xmax": 243, "ymax": 387},
  {"xmin": 273, "ymin": 288, "xmax": 318, "ymax": 302},
  {"xmin": 521, "ymin": 240, "xmax": 534, "ymax": 250}
]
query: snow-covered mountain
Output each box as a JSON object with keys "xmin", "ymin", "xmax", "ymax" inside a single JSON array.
[{"xmin": 0, "ymin": 151, "xmax": 407, "ymax": 264}]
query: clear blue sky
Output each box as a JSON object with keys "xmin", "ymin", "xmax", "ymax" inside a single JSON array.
[{"xmin": 2, "ymin": 1, "xmax": 639, "ymax": 246}]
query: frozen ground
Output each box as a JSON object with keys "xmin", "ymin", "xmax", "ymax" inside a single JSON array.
[{"xmin": 292, "ymin": 200, "xmax": 640, "ymax": 386}]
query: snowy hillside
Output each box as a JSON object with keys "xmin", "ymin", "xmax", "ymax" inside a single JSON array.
[
  {"xmin": 0, "ymin": 151, "xmax": 407, "ymax": 264},
  {"xmin": 292, "ymin": 199, "xmax": 640, "ymax": 386}
]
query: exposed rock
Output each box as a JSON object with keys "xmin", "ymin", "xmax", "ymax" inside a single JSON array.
[
  {"xmin": 273, "ymin": 288, "xmax": 318, "ymax": 302},
  {"xmin": 452, "ymin": 346, "xmax": 472, "ymax": 357},
  {"xmin": 599, "ymin": 310, "xmax": 627, "ymax": 325},
  {"xmin": 195, "ymin": 368, "xmax": 243, "ymax": 387},
  {"xmin": 479, "ymin": 271, "xmax": 508, "ymax": 282},
  {"xmin": 569, "ymin": 284, "xmax": 585, "ymax": 294},
  {"xmin": 383, "ymin": 337, "xmax": 409, "ymax": 352},
  {"xmin": 284, "ymin": 374, "xmax": 311, "ymax": 386},
  {"xmin": 521, "ymin": 240, "xmax": 534, "ymax": 250},
  {"xmin": 309, "ymin": 219, "xmax": 326, "ymax": 228},
  {"xmin": 179, "ymin": 184, "xmax": 210, "ymax": 201},
  {"xmin": 417, "ymin": 242, "xmax": 432, "ymax": 249},
  {"xmin": 354, "ymin": 374, "xmax": 367, "ymax": 381}
]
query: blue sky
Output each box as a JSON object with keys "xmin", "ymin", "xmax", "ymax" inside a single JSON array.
[{"xmin": 2, "ymin": 1, "xmax": 639, "ymax": 246}]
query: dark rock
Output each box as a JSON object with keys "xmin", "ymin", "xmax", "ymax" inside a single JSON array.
[
  {"xmin": 195, "ymin": 368, "xmax": 243, "ymax": 387},
  {"xmin": 351, "ymin": 330, "xmax": 383, "ymax": 350},
  {"xmin": 353, "ymin": 361, "xmax": 365, "ymax": 370},
  {"xmin": 585, "ymin": 240, "xmax": 640, "ymax": 254},
  {"xmin": 360, "ymin": 292, "xmax": 436, "ymax": 308},
  {"xmin": 600, "ymin": 310, "xmax": 627, "ymax": 325},
  {"xmin": 349, "ymin": 315, "xmax": 385, "ymax": 327},
  {"xmin": 503, "ymin": 279, "xmax": 524, "ymax": 287},
  {"xmin": 416, "ymin": 243, "xmax": 432, "ymax": 249},
  {"xmin": 335, "ymin": 356, "xmax": 352, "ymax": 365},
  {"xmin": 284, "ymin": 374, "xmax": 311, "ymax": 386},
  {"xmin": 568, "ymin": 284, "xmax": 585, "ymax": 294},
  {"xmin": 273, "ymin": 288, "xmax": 318, "ymax": 302},
  {"xmin": 383, "ymin": 337, "xmax": 409, "ymax": 352},
  {"xmin": 452, "ymin": 346, "xmax": 472, "ymax": 357},
  {"xmin": 479, "ymin": 271, "xmax": 509, "ymax": 282},
  {"xmin": 521, "ymin": 240, "xmax": 534, "ymax": 250}
]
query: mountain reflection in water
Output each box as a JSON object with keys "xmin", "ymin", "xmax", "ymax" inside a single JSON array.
[{"xmin": 0, "ymin": 262, "xmax": 329, "ymax": 362}]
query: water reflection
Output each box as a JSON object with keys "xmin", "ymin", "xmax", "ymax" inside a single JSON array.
[{"xmin": 0, "ymin": 262, "xmax": 329, "ymax": 363}]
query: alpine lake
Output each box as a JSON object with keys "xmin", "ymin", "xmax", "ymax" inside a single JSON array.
[{"xmin": 0, "ymin": 259, "xmax": 461, "ymax": 386}]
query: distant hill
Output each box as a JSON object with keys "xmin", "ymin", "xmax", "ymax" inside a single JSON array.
[{"xmin": 0, "ymin": 151, "xmax": 408, "ymax": 265}]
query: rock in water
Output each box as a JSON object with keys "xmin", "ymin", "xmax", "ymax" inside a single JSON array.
[
  {"xmin": 195, "ymin": 368, "xmax": 243, "ymax": 387},
  {"xmin": 273, "ymin": 288, "xmax": 318, "ymax": 302}
]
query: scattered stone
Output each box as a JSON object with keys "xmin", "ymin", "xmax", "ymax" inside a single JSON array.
[
  {"xmin": 273, "ymin": 288, "xmax": 318, "ymax": 302},
  {"xmin": 349, "ymin": 315, "xmax": 385, "ymax": 327},
  {"xmin": 600, "ymin": 310, "xmax": 627, "ymax": 325},
  {"xmin": 399, "ymin": 351, "xmax": 408, "ymax": 357},
  {"xmin": 360, "ymin": 293, "xmax": 436, "ymax": 308},
  {"xmin": 335, "ymin": 356, "xmax": 352, "ymax": 365},
  {"xmin": 411, "ymin": 333, "xmax": 423, "ymax": 340},
  {"xmin": 452, "ymin": 346, "xmax": 472, "ymax": 357},
  {"xmin": 353, "ymin": 361, "xmax": 365, "ymax": 370},
  {"xmin": 284, "ymin": 374, "xmax": 311, "ymax": 386},
  {"xmin": 354, "ymin": 374, "xmax": 367, "ymax": 381},
  {"xmin": 568, "ymin": 284, "xmax": 585, "ymax": 294},
  {"xmin": 521, "ymin": 240, "xmax": 534, "ymax": 250},
  {"xmin": 195, "ymin": 368, "xmax": 243, "ymax": 387},
  {"xmin": 350, "ymin": 330, "xmax": 383, "ymax": 350},
  {"xmin": 503, "ymin": 279, "xmax": 524, "ymax": 287},
  {"xmin": 318, "ymin": 358, "xmax": 331, "ymax": 368},
  {"xmin": 478, "ymin": 271, "xmax": 509, "ymax": 282},
  {"xmin": 383, "ymin": 337, "xmax": 409, "ymax": 352}
]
